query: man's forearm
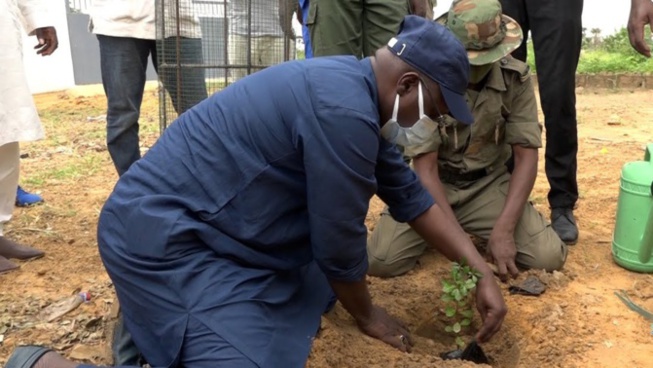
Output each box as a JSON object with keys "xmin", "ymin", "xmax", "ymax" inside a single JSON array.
[
  {"xmin": 413, "ymin": 153, "xmax": 457, "ymax": 223},
  {"xmin": 329, "ymin": 278, "xmax": 374, "ymax": 323},
  {"xmin": 495, "ymin": 146, "xmax": 538, "ymax": 232}
]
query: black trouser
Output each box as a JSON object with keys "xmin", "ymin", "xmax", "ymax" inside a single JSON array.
[{"xmin": 500, "ymin": 0, "xmax": 583, "ymax": 209}]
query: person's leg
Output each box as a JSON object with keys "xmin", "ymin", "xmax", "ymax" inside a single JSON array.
[
  {"xmin": 455, "ymin": 172, "xmax": 567, "ymax": 271},
  {"xmin": 454, "ymin": 176, "xmax": 509, "ymax": 245},
  {"xmin": 362, "ymin": 0, "xmax": 410, "ymax": 56},
  {"xmin": 96, "ymin": 36, "xmax": 150, "ymax": 364},
  {"xmin": 97, "ymin": 35, "xmax": 151, "ymax": 177},
  {"xmin": 526, "ymin": 0, "xmax": 583, "ymax": 243},
  {"xmin": 177, "ymin": 315, "xmax": 259, "ymax": 368},
  {"xmin": 258, "ymin": 36, "xmax": 286, "ymax": 68},
  {"xmin": 228, "ymin": 34, "xmax": 249, "ymax": 80},
  {"xmin": 110, "ymin": 312, "xmax": 142, "ymax": 366},
  {"xmin": 97, "ymin": 205, "xmax": 333, "ymax": 368},
  {"xmin": 4, "ymin": 345, "xmax": 139, "ymax": 368},
  {"xmin": 0, "ymin": 142, "xmax": 19, "ymax": 235},
  {"xmin": 157, "ymin": 37, "xmax": 208, "ymax": 115},
  {"xmin": 301, "ymin": 0, "xmax": 313, "ymax": 58},
  {"xmin": 513, "ymin": 202, "xmax": 568, "ymax": 271},
  {"xmin": 0, "ymin": 142, "xmax": 20, "ymax": 273},
  {"xmin": 0, "ymin": 142, "xmax": 43, "ymax": 273},
  {"xmin": 307, "ymin": 0, "xmax": 363, "ymax": 57},
  {"xmin": 499, "ymin": 0, "xmax": 529, "ymax": 174},
  {"xmin": 498, "ymin": 0, "xmax": 529, "ymax": 62},
  {"xmin": 367, "ymin": 207, "xmax": 429, "ymax": 277}
]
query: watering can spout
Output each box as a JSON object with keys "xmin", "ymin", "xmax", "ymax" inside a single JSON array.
[{"xmin": 645, "ymin": 143, "xmax": 653, "ymax": 162}]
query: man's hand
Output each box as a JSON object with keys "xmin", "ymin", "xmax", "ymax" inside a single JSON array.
[
  {"xmin": 409, "ymin": 0, "xmax": 429, "ymax": 18},
  {"xmin": 628, "ymin": 0, "xmax": 653, "ymax": 57},
  {"xmin": 356, "ymin": 305, "xmax": 414, "ymax": 352},
  {"xmin": 474, "ymin": 275, "xmax": 508, "ymax": 343},
  {"xmin": 487, "ymin": 228, "xmax": 519, "ymax": 282},
  {"xmin": 34, "ymin": 27, "xmax": 58, "ymax": 56}
]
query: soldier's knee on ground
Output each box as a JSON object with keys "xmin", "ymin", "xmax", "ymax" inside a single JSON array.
[
  {"xmin": 367, "ymin": 255, "xmax": 418, "ymax": 278},
  {"xmin": 367, "ymin": 209, "xmax": 427, "ymax": 277},
  {"xmin": 515, "ymin": 226, "xmax": 568, "ymax": 272}
]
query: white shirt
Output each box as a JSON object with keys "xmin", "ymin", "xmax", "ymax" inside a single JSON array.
[
  {"xmin": 0, "ymin": 0, "xmax": 51, "ymax": 146},
  {"xmin": 89, "ymin": 0, "xmax": 202, "ymax": 40}
]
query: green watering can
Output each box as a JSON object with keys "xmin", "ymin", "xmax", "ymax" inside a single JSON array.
[{"xmin": 612, "ymin": 143, "xmax": 653, "ymax": 272}]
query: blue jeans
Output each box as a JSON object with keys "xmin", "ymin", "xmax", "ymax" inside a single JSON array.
[
  {"xmin": 110, "ymin": 313, "xmax": 142, "ymax": 366},
  {"xmin": 98, "ymin": 35, "xmax": 207, "ymax": 366},
  {"xmin": 97, "ymin": 35, "xmax": 208, "ymax": 176}
]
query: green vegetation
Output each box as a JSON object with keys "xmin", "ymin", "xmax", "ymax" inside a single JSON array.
[
  {"xmin": 525, "ymin": 27, "xmax": 653, "ymax": 74},
  {"xmin": 441, "ymin": 261, "xmax": 483, "ymax": 349}
]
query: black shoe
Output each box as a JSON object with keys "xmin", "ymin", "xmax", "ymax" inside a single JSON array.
[{"xmin": 551, "ymin": 208, "xmax": 579, "ymax": 245}]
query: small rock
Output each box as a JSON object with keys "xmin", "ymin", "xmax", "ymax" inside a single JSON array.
[
  {"xmin": 547, "ymin": 326, "xmax": 557, "ymax": 332},
  {"xmin": 607, "ymin": 114, "xmax": 621, "ymax": 125}
]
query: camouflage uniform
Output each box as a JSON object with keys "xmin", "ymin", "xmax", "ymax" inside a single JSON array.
[{"xmin": 367, "ymin": 0, "xmax": 567, "ymax": 277}]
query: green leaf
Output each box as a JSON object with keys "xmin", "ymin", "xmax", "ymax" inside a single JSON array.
[
  {"xmin": 453, "ymin": 289, "xmax": 462, "ymax": 301},
  {"xmin": 456, "ymin": 336, "xmax": 466, "ymax": 349},
  {"xmin": 442, "ymin": 282, "xmax": 455, "ymax": 293},
  {"xmin": 461, "ymin": 318, "xmax": 471, "ymax": 326},
  {"xmin": 445, "ymin": 306, "xmax": 456, "ymax": 317},
  {"xmin": 453, "ymin": 322, "xmax": 461, "ymax": 333},
  {"xmin": 441, "ymin": 294, "xmax": 454, "ymax": 302},
  {"xmin": 445, "ymin": 325, "xmax": 453, "ymax": 333},
  {"xmin": 465, "ymin": 279, "xmax": 476, "ymax": 289},
  {"xmin": 460, "ymin": 309, "xmax": 474, "ymax": 318}
]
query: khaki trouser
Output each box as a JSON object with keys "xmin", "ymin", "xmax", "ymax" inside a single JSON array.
[
  {"xmin": 228, "ymin": 35, "xmax": 295, "ymax": 81},
  {"xmin": 307, "ymin": 0, "xmax": 435, "ymax": 58},
  {"xmin": 367, "ymin": 169, "xmax": 568, "ymax": 277},
  {"xmin": 0, "ymin": 142, "xmax": 19, "ymax": 237}
]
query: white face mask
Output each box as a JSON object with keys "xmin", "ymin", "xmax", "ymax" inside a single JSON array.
[{"xmin": 380, "ymin": 82, "xmax": 439, "ymax": 147}]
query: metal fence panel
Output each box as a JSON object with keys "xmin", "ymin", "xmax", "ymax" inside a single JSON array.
[{"xmin": 156, "ymin": 0, "xmax": 298, "ymax": 131}]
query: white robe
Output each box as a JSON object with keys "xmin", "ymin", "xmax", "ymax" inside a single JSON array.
[{"xmin": 0, "ymin": 0, "xmax": 52, "ymax": 147}]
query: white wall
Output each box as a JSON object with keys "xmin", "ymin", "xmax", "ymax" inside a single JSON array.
[{"xmin": 21, "ymin": 0, "xmax": 76, "ymax": 94}]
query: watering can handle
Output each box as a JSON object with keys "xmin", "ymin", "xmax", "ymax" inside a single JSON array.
[{"xmin": 638, "ymin": 180, "xmax": 653, "ymax": 263}]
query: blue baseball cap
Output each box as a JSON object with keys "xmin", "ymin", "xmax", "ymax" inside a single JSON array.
[{"xmin": 387, "ymin": 15, "xmax": 474, "ymax": 125}]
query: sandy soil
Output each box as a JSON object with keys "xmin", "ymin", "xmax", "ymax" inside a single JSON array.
[{"xmin": 1, "ymin": 87, "xmax": 653, "ymax": 368}]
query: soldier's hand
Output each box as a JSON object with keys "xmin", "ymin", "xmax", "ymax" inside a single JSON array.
[
  {"xmin": 487, "ymin": 229, "xmax": 519, "ymax": 282},
  {"xmin": 34, "ymin": 27, "xmax": 58, "ymax": 56},
  {"xmin": 628, "ymin": 0, "xmax": 653, "ymax": 57}
]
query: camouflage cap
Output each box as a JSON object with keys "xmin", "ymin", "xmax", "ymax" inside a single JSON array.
[{"xmin": 435, "ymin": 0, "xmax": 523, "ymax": 65}]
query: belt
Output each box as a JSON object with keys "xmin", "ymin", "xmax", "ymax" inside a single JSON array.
[{"xmin": 439, "ymin": 168, "xmax": 488, "ymax": 184}]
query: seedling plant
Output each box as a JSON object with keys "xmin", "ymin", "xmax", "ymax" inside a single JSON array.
[{"xmin": 441, "ymin": 261, "xmax": 483, "ymax": 349}]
